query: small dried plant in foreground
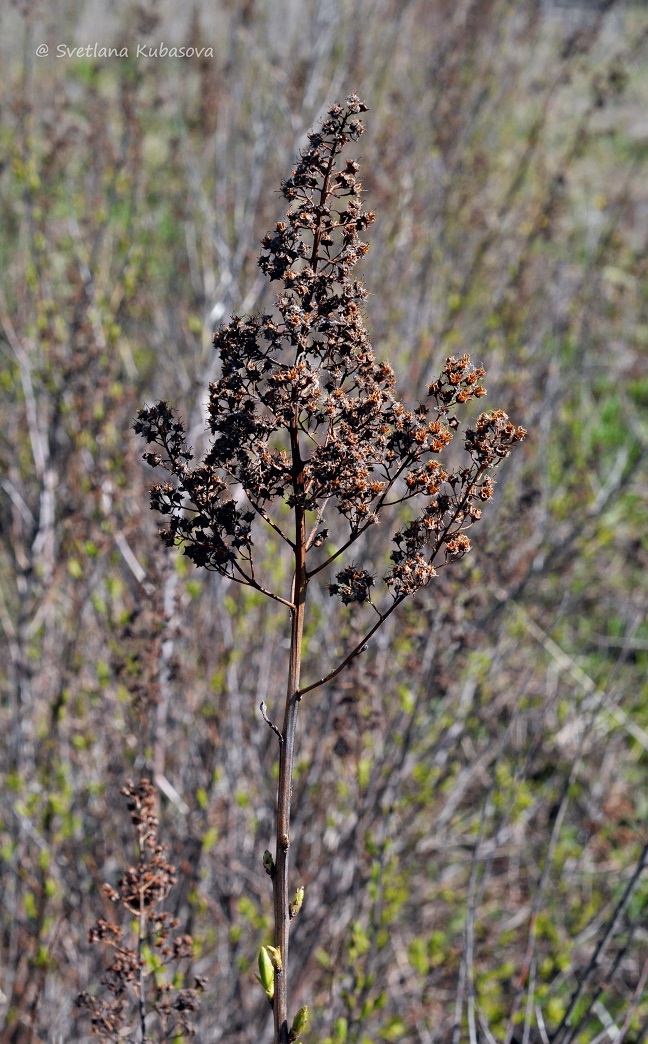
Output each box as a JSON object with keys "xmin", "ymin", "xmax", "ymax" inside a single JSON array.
[
  {"xmin": 77, "ymin": 780, "xmax": 204, "ymax": 1041},
  {"xmin": 134, "ymin": 96, "xmax": 526, "ymax": 1042}
]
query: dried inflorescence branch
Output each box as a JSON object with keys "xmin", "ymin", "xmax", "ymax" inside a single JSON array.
[
  {"xmin": 78, "ymin": 780, "xmax": 204, "ymax": 1041},
  {"xmin": 134, "ymin": 96, "xmax": 525, "ymax": 609},
  {"xmin": 104, "ymin": 780, "xmax": 176, "ymax": 914}
]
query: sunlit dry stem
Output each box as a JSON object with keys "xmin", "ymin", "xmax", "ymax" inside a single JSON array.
[{"xmin": 273, "ymin": 420, "xmax": 308, "ymax": 1041}]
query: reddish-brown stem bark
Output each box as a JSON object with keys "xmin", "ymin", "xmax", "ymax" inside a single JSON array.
[{"xmin": 272, "ymin": 422, "xmax": 308, "ymax": 1044}]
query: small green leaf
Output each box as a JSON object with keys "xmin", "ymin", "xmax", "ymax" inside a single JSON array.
[
  {"xmin": 68, "ymin": 559, "xmax": 83, "ymax": 579},
  {"xmin": 196, "ymin": 786, "xmax": 208, "ymax": 811},
  {"xmin": 202, "ymin": 827, "xmax": 218, "ymax": 851},
  {"xmin": 333, "ymin": 1017, "xmax": 348, "ymax": 1042}
]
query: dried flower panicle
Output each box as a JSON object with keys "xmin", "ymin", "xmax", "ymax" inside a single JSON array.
[
  {"xmin": 134, "ymin": 94, "xmax": 525, "ymax": 606},
  {"xmin": 78, "ymin": 780, "xmax": 204, "ymax": 1040}
]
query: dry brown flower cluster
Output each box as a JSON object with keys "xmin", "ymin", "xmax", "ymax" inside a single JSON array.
[
  {"xmin": 134, "ymin": 97, "xmax": 525, "ymax": 607},
  {"xmin": 77, "ymin": 780, "xmax": 204, "ymax": 1041}
]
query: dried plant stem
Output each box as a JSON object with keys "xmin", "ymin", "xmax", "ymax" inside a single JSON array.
[
  {"xmin": 138, "ymin": 904, "xmax": 147, "ymax": 1041},
  {"xmin": 273, "ymin": 442, "xmax": 308, "ymax": 1043}
]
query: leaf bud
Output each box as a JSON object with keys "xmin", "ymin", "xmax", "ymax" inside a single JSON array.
[
  {"xmin": 289, "ymin": 1005, "xmax": 310, "ymax": 1041},
  {"xmin": 289, "ymin": 886, "xmax": 304, "ymax": 919},
  {"xmin": 266, "ymin": 944, "xmax": 283, "ymax": 971},
  {"xmin": 256, "ymin": 946, "xmax": 275, "ymax": 1001}
]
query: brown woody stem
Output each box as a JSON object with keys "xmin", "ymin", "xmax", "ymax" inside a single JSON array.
[{"xmin": 272, "ymin": 425, "xmax": 308, "ymax": 1043}]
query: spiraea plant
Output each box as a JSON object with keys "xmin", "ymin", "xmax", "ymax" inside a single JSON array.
[
  {"xmin": 78, "ymin": 779, "xmax": 204, "ymax": 1041},
  {"xmin": 134, "ymin": 96, "xmax": 526, "ymax": 1043}
]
